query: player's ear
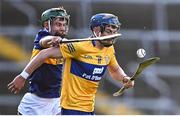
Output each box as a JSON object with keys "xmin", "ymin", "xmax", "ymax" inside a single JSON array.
[{"xmin": 43, "ymin": 21, "xmax": 49, "ymax": 29}]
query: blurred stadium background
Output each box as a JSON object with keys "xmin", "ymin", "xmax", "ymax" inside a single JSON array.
[{"xmin": 1, "ymin": 0, "xmax": 180, "ymax": 115}]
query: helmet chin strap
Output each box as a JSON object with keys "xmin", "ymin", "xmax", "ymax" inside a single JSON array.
[
  {"xmin": 92, "ymin": 31, "xmax": 98, "ymax": 37},
  {"xmin": 48, "ymin": 20, "xmax": 51, "ymax": 32},
  {"xmin": 92, "ymin": 30, "xmax": 102, "ymax": 38}
]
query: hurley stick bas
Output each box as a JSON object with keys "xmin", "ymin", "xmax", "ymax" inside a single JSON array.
[{"xmin": 113, "ymin": 57, "xmax": 160, "ymax": 97}]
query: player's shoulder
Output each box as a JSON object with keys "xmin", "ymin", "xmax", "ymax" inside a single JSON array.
[
  {"xmin": 34, "ymin": 28, "xmax": 50, "ymax": 41},
  {"xmin": 106, "ymin": 45, "xmax": 115, "ymax": 54},
  {"xmin": 37, "ymin": 28, "xmax": 50, "ymax": 36},
  {"xmin": 68, "ymin": 41, "xmax": 92, "ymax": 53},
  {"xmin": 71, "ymin": 41, "xmax": 91, "ymax": 48}
]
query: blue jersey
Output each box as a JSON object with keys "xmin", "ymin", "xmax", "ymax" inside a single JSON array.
[{"xmin": 28, "ymin": 29, "xmax": 63, "ymax": 98}]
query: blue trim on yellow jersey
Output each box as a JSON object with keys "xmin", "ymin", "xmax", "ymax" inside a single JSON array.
[
  {"xmin": 92, "ymin": 40, "xmax": 96, "ymax": 47},
  {"xmin": 70, "ymin": 59, "xmax": 107, "ymax": 82}
]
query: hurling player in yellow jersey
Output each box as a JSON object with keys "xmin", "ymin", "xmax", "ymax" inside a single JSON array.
[{"xmin": 8, "ymin": 13, "xmax": 134, "ymax": 115}]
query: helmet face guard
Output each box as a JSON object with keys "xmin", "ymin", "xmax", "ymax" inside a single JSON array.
[
  {"xmin": 41, "ymin": 7, "xmax": 70, "ymax": 36},
  {"xmin": 90, "ymin": 13, "xmax": 121, "ymax": 47},
  {"xmin": 90, "ymin": 13, "xmax": 121, "ymax": 32}
]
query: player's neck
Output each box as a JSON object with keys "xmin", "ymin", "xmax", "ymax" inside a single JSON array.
[{"xmin": 95, "ymin": 41, "xmax": 104, "ymax": 50}]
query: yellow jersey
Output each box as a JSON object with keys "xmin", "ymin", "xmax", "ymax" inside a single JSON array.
[{"xmin": 60, "ymin": 40, "xmax": 118, "ymax": 112}]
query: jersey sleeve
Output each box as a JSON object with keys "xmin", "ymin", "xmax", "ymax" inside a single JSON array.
[
  {"xmin": 59, "ymin": 42, "xmax": 80, "ymax": 59},
  {"xmin": 109, "ymin": 47, "xmax": 119, "ymax": 67}
]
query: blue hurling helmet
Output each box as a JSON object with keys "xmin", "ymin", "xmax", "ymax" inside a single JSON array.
[{"xmin": 90, "ymin": 13, "xmax": 121, "ymax": 31}]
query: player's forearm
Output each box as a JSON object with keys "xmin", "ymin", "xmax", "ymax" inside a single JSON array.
[
  {"xmin": 25, "ymin": 52, "xmax": 45, "ymax": 74},
  {"xmin": 108, "ymin": 65, "xmax": 128, "ymax": 83},
  {"xmin": 39, "ymin": 36, "xmax": 57, "ymax": 48},
  {"xmin": 20, "ymin": 47, "xmax": 62, "ymax": 79},
  {"xmin": 20, "ymin": 50, "xmax": 47, "ymax": 79}
]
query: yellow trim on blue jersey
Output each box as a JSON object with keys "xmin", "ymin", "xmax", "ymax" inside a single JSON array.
[
  {"xmin": 31, "ymin": 49, "xmax": 63, "ymax": 65},
  {"xmin": 59, "ymin": 41, "xmax": 119, "ymax": 112}
]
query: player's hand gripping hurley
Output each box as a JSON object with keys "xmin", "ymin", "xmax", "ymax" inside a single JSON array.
[{"xmin": 113, "ymin": 57, "xmax": 160, "ymax": 96}]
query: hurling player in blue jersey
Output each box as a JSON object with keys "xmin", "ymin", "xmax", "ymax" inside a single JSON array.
[
  {"xmin": 8, "ymin": 13, "xmax": 134, "ymax": 115},
  {"xmin": 7, "ymin": 6, "xmax": 70, "ymax": 115}
]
